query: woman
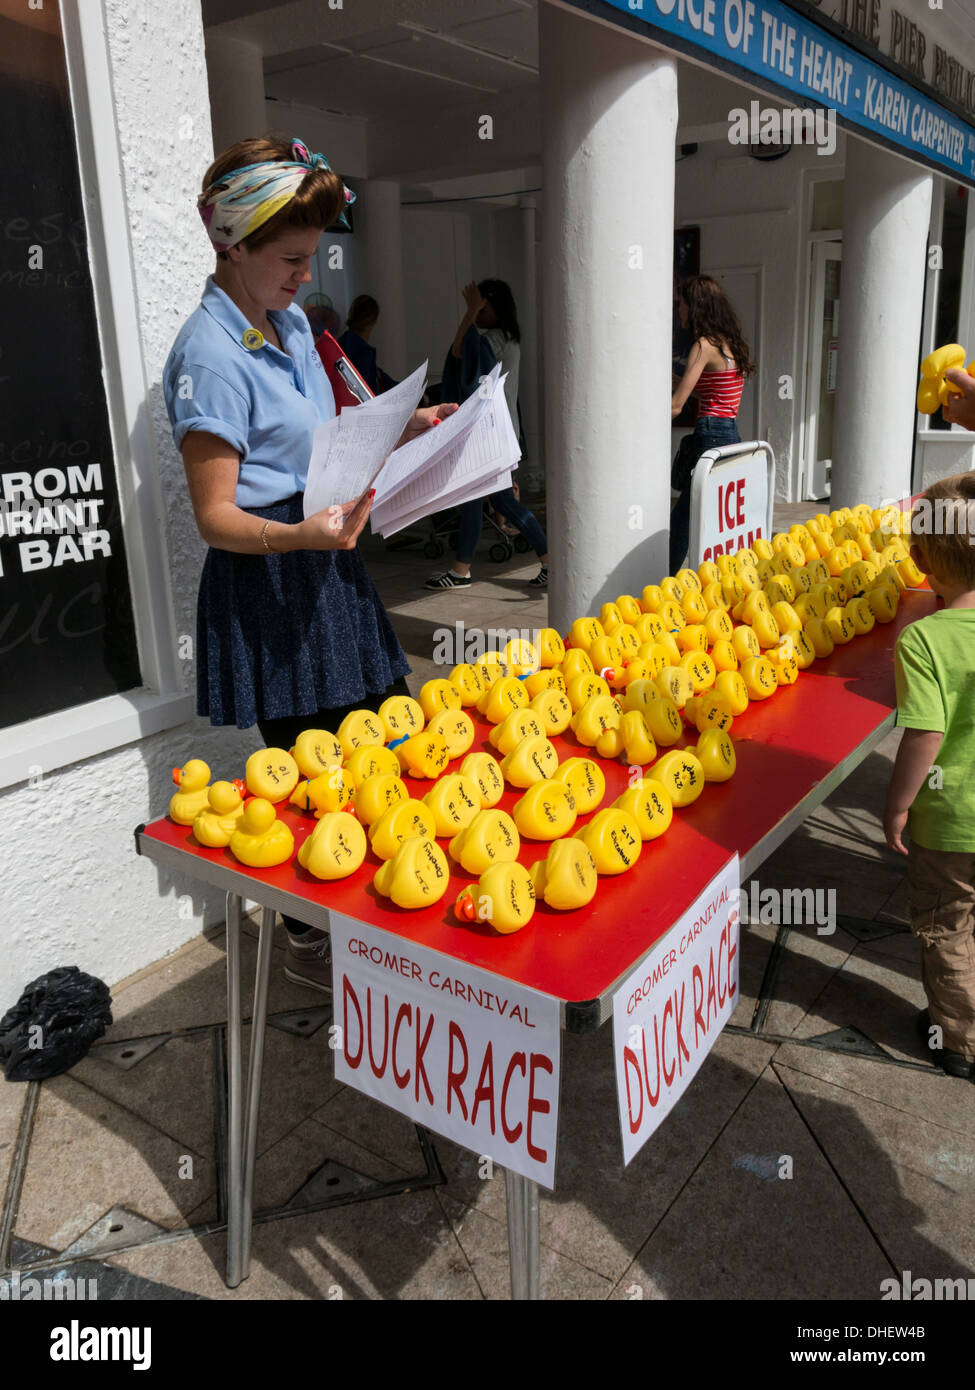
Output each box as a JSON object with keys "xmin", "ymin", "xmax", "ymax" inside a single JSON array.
[
  {"xmin": 338, "ymin": 293, "xmax": 396, "ymax": 394},
  {"xmin": 164, "ymin": 134, "xmax": 454, "ymax": 990},
  {"xmin": 669, "ymin": 275, "xmax": 755, "ymax": 573},
  {"xmin": 425, "ymin": 279, "xmax": 548, "ymax": 590}
]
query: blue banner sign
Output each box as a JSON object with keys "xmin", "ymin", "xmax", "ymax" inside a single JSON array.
[{"xmin": 567, "ymin": 0, "xmax": 975, "ymax": 183}]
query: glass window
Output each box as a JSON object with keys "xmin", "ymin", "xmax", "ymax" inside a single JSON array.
[{"xmin": 0, "ymin": 4, "xmax": 142, "ymax": 727}]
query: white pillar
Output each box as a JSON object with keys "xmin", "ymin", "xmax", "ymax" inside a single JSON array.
[
  {"xmin": 831, "ymin": 138, "xmax": 932, "ymax": 509},
  {"xmin": 540, "ymin": 2, "xmax": 677, "ymax": 631},
  {"xmin": 519, "ymin": 197, "xmax": 542, "ymax": 488},
  {"xmin": 203, "ymin": 32, "xmax": 267, "ymax": 155},
  {"xmin": 355, "ymin": 180, "xmax": 408, "ymax": 381}
]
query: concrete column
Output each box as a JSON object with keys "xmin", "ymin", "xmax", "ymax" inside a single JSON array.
[
  {"xmin": 540, "ymin": 2, "xmax": 678, "ymax": 631},
  {"xmin": 355, "ymin": 180, "xmax": 408, "ymax": 380},
  {"xmin": 831, "ymin": 138, "xmax": 932, "ymax": 509},
  {"xmin": 203, "ymin": 31, "xmax": 267, "ymax": 155},
  {"xmin": 519, "ymin": 197, "xmax": 542, "ymax": 488}
]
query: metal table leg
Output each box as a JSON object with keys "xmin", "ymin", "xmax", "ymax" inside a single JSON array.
[
  {"xmin": 239, "ymin": 904, "xmax": 276, "ymax": 1278},
  {"xmin": 505, "ymin": 1169, "xmax": 541, "ymax": 1300},
  {"xmin": 225, "ymin": 892, "xmax": 244, "ymax": 1287}
]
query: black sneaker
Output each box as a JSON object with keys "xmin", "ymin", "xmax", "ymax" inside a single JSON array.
[
  {"xmin": 527, "ymin": 566, "xmax": 548, "ymax": 589},
  {"xmin": 424, "ymin": 570, "xmax": 472, "ymax": 590},
  {"xmin": 916, "ymin": 1008, "xmax": 974, "ymax": 1078}
]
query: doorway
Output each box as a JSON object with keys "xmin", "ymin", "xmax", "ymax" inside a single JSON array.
[{"xmin": 802, "ymin": 239, "xmax": 842, "ymax": 500}]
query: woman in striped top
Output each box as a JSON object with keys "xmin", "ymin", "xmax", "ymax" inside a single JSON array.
[{"xmin": 669, "ymin": 275, "xmax": 755, "ymax": 572}]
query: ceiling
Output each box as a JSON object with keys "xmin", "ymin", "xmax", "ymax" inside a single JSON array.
[{"xmin": 204, "ymin": 0, "xmax": 539, "ymax": 120}]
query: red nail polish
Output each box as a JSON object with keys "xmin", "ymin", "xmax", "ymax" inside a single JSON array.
[{"xmin": 368, "ymin": 488, "xmax": 376, "ymax": 498}]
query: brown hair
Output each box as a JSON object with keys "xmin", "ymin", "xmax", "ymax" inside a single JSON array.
[
  {"xmin": 912, "ymin": 472, "xmax": 975, "ymax": 587},
  {"xmin": 681, "ymin": 275, "xmax": 755, "ymax": 378},
  {"xmin": 202, "ymin": 133, "xmax": 345, "ymax": 258}
]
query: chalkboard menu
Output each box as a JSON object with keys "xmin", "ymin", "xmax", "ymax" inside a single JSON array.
[{"xmin": 0, "ymin": 4, "xmax": 142, "ymax": 730}]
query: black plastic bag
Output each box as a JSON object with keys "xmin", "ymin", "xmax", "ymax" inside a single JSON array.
[{"xmin": 0, "ymin": 966, "xmax": 113, "ymax": 1082}]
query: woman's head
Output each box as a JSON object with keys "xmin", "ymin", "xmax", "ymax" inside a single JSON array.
[
  {"xmin": 679, "ymin": 275, "xmax": 754, "ymax": 378},
  {"xmin": 347, "ymin": 294, "xmax": 380, "ymax": 335},
  {"xmin": 201, "ymin": 134, "xmax": 348, "ymax": 313},
  {"xmin": 477, "ymin": 279, "xmax": 520, "ymax": 342}
]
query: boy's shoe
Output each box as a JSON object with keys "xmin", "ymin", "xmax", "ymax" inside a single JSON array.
[
  {"xmin": 527, "ymin": 565, "xmax": 548, "ymax": 589},
  {"xmin": 284, "ymin": 929, "xmax": 332, "ymax": 993},
  {"xmin": 424, "ymin": 570, "xmax": 472, "ymax": 590},
  {"xmin": 916, "ymin": 1008, "xmax": 974, "ymax": 1078}
]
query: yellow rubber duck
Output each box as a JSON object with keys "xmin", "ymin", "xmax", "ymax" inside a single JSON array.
[
  {"xmin": 528, "ymin": 838, "xmax": 598, "ymax": 910},
  {"xmin": 553, "ymin": 757, "xmax": 605, "ymax": 815},
  {"xmin": 170, "ymin": 760, "xmax": 212, "ymax": 825},
  {"xmin": 291, "ymin": 730, "xmax": 343, "ymax": 780},
  {"xmin": 229, "ymin": 798, "xmax": 295, "ymax": 868},
  {"xmin": 373, "ymin": 836, "xmax": 450, "ymax": 909},
  {"xmin": 422, "ymin": 773, "xmax": 482, "ymax": 836},
  {"xmin": 419, "ymin": 678, "xmax": 462, "ymax": 721},
  {"xmin": 354, "ymin": 774, "xmax": 409, "ymax": 827},
  {"xmin": 613, "ymin": 778, "xmax": 673, "ymax": 841},
  {"xmin": 297, "ymin": 812, "xmax": 367, "ymax": 881},
  {"xmin": 653, "ymin": 750, "xmax": 706, "ymax": 807},
  {"xmin": 377, "ymin": 694, "xmax": 425, "ymax": 740},
  {"xmin": 489, "ymin": 708, "xmax": 546, "ymax": 756},
  {"xmin": 343, "ymin": 744, "xmax": 402, "ymax": 789},
  {"xmin": 448, "ymin": 809, "xmax": 520, "ymax": 875},
  {"xmin": 245, "ymin": 748, "xmax": 300, "ymax": 802},
  {"xmin": 336, "ymin": 709, "xmax": 386, "ymax": 760},
  {"xmin": 192, "ymin": 779, "xmax": 245, "ymax": 846},
  {"xmin": 512, "ymin": 780, "xmax": 577, "ymax": 840},
  {"xmin": 425, "ymin": 707, "xmax": 475, "ymax": 759},
  {"xmin": 455, "ymin": 862, "xmax": 537, "ymax": 934},
  {"xmin": 460, "ymin": 752, "xmax": 506, "ymax": 808},
  {"xmin": 575, "ymin": 808, "xmax": 641, "ymax": 874},
  {"xmin": 369, "ymin": 799, "xmax": 439, "ymax": 861},
  {"xmin": 500, "ymin": 735, "xmax": 559, "ymax": 788}
]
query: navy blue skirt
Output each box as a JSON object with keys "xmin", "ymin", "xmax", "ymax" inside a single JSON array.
[{"xmin": 196, "ymin": 494, "xmax": 410, "ymax": 729}]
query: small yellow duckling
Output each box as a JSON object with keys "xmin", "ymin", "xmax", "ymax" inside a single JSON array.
[
  {"xmin": 192, "ymin": 780, "xmax": 246, "ymax": 847},
  {"xmin": 170, "ymin": 760, "xmax": 212, "ymax": 825},
  {"xmin": 229, "ymin": 798, "xmax": 295, "ymax": 868}
]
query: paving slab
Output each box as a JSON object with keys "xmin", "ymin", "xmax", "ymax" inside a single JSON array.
[
  {"xmin": 436, "ymin": 1193, "xmax": 612, "ymax": 1299},
  {"xmin": 609, "ymin": 1063, "xmax": 892, "ymax": 1299},
  {"xmin": 0, "ymin": 1077, "xmax": 26, "ymax": 1207},
  {"xmin": 755, "ymin": 924, "xmax": 860, "ymax": 1038},
  {"xmin": 110, "ymin": 1189, "xmax": 482, "ymax": 1300},
  {"xmin": 771, "ymin": 1043, "xmax": 975, "ymax": 1139},
  {"xmin": 244, "ymin": 1022, "xmax": 344, "ymax": 1159},
  {"xmin": 775, "ymin": 1062, "xmax": 975, "ymax": 1285},
  {"xmin": 103, "ymin": 927, "xmax": 325, "ymax": 1041},
  {"xmin": 71, "ymin": 1031, "xmax": 215, "ymax": 1160},
  {"xmin": 791, "ymin": 944, "xmax": 929, "ymax": 1063},
  {"xmin": 311, "ymin": 1086, "xmax": 434, "ymax": 1176},
  {"xmin": 12, "ymin": 1074, "xmax": 214, "ymax": 1253}
]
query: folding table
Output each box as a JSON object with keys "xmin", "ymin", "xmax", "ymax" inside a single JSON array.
[{"xmin": 135, "ymin": 588, "xmax": 933, "ymax": 1299}]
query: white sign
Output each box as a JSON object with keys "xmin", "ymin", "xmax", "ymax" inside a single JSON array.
[
  {"xmin": 330, "ymin": 915, "xmax": 561, "ymax": 1188},
  {"xmin": 689, "ymin": 442, "xmax": 775, "ymax": 566},
  {"xmin": 613, "ymin": 856, "xmax": 740, "ymax": 1166}
]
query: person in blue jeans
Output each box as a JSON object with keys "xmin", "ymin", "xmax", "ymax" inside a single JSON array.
[
  {"xmin": 669, "ymin": 275, "xmax": 754, "ymax": 574},
  {"xmin": 426, "ymin": 280, "xmax": 548, "ymax": 589}
]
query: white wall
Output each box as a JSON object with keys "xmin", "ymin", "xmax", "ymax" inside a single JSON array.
[{"xmin": 1, "ymin": 0, "xmax": 251, "ymax": 997}]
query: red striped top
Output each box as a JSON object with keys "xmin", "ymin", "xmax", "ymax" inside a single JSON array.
[{"xmin": 694, "ymin": 367, "xmax": 744, "ymax": 419}]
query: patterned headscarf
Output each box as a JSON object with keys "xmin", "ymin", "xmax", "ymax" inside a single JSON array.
[{"xmin": 198, "ymin": 138, "xmax": 355, "ymax": 252}]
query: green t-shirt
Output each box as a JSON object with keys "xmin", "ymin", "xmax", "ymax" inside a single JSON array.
[{"xmin": 894, "ymin": 609, "xmax": 975, "ymax": 852}]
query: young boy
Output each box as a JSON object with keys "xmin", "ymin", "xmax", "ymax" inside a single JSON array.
[{"xmin": 884, "ymin": 472, "xmax": 975, "ymax": 1079}]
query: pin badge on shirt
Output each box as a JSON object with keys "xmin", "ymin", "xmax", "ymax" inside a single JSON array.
[{"xmin": 242, "ymin": 328, "xmax": 264, "ymax": 351}]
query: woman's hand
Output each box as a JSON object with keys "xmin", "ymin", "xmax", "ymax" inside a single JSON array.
[
  {"xmin": 298, "ymin": 491, "xmax": 374, "ymax": 551},
  {"xmin": 395, "ymin": 402, "xmax": 459, "ymax": 449},
  {"xmin": 463, "ymin": 281, "xmax": 486, "ymax": 316}
]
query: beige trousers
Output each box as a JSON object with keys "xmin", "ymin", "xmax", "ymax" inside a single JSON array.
[{"xmin": 907, "ymin": 841, "xmax": 975, "ymax": 1062}]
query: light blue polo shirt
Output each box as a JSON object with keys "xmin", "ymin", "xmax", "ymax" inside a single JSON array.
[{"xmin": 163, "ymin": 278, "xmax": 335, "ymax": 507}]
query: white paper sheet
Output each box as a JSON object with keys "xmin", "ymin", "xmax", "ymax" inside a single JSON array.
[
  {"xmin": 371, "ymin": 374, "xmax": 522, "ymax": 539},
  {"xmin": 302, "ymin": 360, "xmax": 428, "ymax": 517}
]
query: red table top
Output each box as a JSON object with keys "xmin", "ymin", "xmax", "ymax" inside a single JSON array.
[{"xmin": 139, "ymin": 590, "xmax": 935, "ymax": 1011}]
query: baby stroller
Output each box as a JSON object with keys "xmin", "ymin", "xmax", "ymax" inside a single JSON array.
[{"xmin": 423, "ymin": 500, "xmax": 532, "ymax": 564}]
